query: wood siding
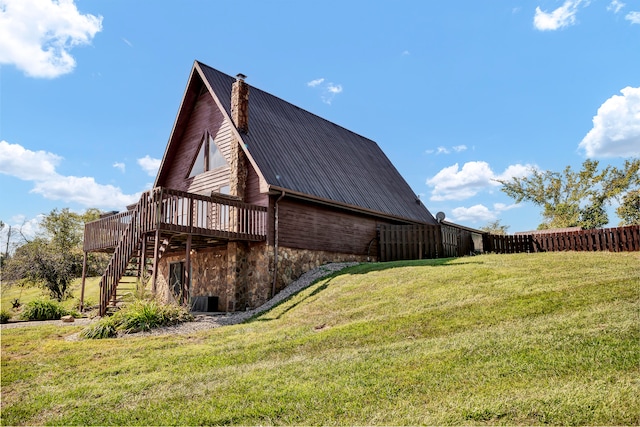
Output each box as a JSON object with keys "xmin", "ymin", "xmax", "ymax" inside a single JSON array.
[
  {"xmin": 160, "ymin": 91, "xmax": 233, "ymax": 194},
  {"xmin": 245, "ymin": 163, "xmax": 268, "ymax": 207},
  {"xmin": 276, "ymin": 198, "xmax": 380, "ymax": 256}
]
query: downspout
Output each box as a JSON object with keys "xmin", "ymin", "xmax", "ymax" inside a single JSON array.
[{"xmin": 272, "ymin": 190, "xmax": 286, "ymax": 298}]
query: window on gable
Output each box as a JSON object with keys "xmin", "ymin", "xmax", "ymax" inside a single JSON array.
[{"xmin": 189, "ymin": 133, "xmax": 228, "ymax": 178}]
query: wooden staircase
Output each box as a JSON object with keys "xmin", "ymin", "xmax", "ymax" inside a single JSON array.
[{"xmin": 98, "ymin": 200, "xmax": 145, "ymax": 315}]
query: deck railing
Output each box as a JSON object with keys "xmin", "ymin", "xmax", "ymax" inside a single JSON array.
[{"xmin": 84, "ymin": 187, "xmax": 268, "ymax": 252}]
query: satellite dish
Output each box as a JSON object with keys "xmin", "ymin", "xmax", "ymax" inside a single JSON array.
[{"xmin": 436, "ymin": 211, "xmax": 446, "ymax": 222}]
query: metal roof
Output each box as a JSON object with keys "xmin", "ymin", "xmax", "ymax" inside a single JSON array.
[{"xmin": 198, "ymin": 61, "xmax": 437, "ymax": 225}]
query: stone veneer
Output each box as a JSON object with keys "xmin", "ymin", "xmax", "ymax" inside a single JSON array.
[{"xmin": 155, "ymin": 243, "xmax": 371, "ymax": 312}]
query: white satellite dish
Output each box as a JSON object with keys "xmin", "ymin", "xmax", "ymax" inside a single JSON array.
[{"xmin": 436, "ymin": 211, "xmax": 446, "ymax": 222}]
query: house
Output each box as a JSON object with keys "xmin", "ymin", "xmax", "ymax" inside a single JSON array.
[{"xmin": 82, "ymin": 61, "xmax": 438, "ymax": 315}]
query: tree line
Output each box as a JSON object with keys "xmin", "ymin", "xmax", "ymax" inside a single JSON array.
[{"xmin": 1, "ymin": 209, "xmax": 109, "ymax": 301}]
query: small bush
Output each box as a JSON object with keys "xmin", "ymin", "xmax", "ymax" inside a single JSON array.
[
  {"xmin": 20, "ymin": 299, "xmax": 69, "ymax": 321},
  {"xmin": 81, "ymin": 300, "xmax": 193, "ymax": 339},
  {"xmin": 0, "ymin": 309, "xmax": 11, "ymax": 324},
  {"xmin": 80, "ymin": 317, "xmax": 117, "ymax": 339}
]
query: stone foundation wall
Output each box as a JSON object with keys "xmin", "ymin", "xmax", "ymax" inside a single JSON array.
[{"xmin": 155, "ymin": 243, "xmax": 371, "ymax": 312}]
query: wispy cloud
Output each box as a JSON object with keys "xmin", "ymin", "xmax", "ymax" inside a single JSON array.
[
  {"xmin": 0, "ymin": 0, "xmax": 103, "ymax": 78},
  {"xmin": 533, "ymin": 0, "xmax": 584, "ymax": 31},
  {"xmin": 578, "ymin": 86, "xmax": 640, "ymax": 158},
  {"xmin": 122, "ymin": 37, "xmax": 133, "ymax": 47},
  {"xmin": 113, "ymin": 162, "xmax": 125, "ymax": 173},
  {"xmin": 607, "ymin": 0, "xmax": 625, "ymax": 13},
  {"xmin": 307, "ymin": 77, "xmax": 344, "ymax": 105},
  {"xmin": 0, "ymin": 140, "xmax": 139, "ymax": 209},
  {"xmin": 426, "ymin": 145, "xmax": 468, "ymax": 155},
  {"xmin": 426, "ymin": 161, "xmax": 534, "ymax": 201},
  {"xmin": 307, "ymin": 78, "xmax": 325, "ymax": 87},
  {"xmin": 626, "ymin": 11, "xmax": 640, "ymax": 23}
]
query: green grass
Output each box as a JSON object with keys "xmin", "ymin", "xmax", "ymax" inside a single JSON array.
[
  {"xmin": 1, "ymin": 276, "xmax": 101, "ymax": 319},
  {"xmin": 2, "ymin": 252, "xmax": 639, "ymax": 425}
]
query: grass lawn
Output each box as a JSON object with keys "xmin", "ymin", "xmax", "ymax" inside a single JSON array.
[
  {"xmin": 1, "ymin": 276, "xmax": 117, "ymax": 317},
  {"xmin": 1, "ymin": 252, "xmax": 639, "ymax": 425}
]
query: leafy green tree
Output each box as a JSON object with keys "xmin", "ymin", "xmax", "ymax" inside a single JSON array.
[
  {"xmin": 617, "ymin": 190, "xmax": 640, "ymax": 226},
  {"xmin": 498, "ymin": 159, "xmax": 640, "ymax": 230},
  {"xmin": 3, "ymin": 208, "xmax": 106, "ymax": 300},
  {"xmin": 480, "ymin": 220, "xmax": 510, "ymax": 235}
]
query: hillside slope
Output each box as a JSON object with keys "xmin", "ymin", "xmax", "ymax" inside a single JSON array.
[{"xmin": 1, "ymin": 252, "xmax": 639, "ymax": 425}]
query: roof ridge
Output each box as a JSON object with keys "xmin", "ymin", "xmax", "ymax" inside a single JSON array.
[{"xmin": 195, "ymin": 60, "xmax": 379, "ymax": 147}]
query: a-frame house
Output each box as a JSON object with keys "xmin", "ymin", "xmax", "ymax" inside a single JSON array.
[{"xmin": 83, "ymin": 61, "xmax": 438, "ymax": 315}]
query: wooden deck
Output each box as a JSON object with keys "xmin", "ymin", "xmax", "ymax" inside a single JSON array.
[
  {"xmin": 84, "ymin": 187, "xmax": 268, "ymax": 252},
  {"xmin": 82, "ymin": 187, "xmax": 267, "ymax": 315}
]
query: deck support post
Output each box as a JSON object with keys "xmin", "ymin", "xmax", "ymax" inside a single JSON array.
[
  {"xmin": 151, "ymin": 229, "xmax": 161, "ymax": 295},
  {"xmin": 80, "ymin": 251, "xmax": 88, "ymax": 312},
  {"xmin": 139, "ymin": 234, "xmax": 148, "ymax": 289},
  {"xmin": 184, "ymin": 234, "xmax": 192, "ymax": 307}
]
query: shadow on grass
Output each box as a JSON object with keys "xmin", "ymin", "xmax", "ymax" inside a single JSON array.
[{"xmin": 247, "ymin": 256, "xmax": 484, "ymax": 323}]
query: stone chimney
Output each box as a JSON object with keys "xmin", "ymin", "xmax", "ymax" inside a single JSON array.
[{"xmin": 231, "ymin": 73, "xmax": 249, "ymax": 133}]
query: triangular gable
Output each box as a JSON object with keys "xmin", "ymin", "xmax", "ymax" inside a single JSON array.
[{"xmin": 154, "ymin": 62, "xmax": 268, "ymax": 193}]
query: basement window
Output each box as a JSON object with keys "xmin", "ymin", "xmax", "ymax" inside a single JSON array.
[{"xmin": 188, "ymin": 133, "xmax": 228, "ymax": 178}]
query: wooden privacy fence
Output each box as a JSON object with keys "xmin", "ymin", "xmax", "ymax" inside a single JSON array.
[
  {"xmin": 379, "ymin": 224, "xmax": 639, "ymax": 261},
  {"xmin": 378, "ymin": 224, "xmax": 442, "ymax": 262},
  {"xmin": 484, "ymin": 225, "xmax": 640, "ymax": 254}
]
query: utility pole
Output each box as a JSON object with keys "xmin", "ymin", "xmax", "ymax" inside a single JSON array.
[
  {"xmin": 4, "ymin": 225, "xmax": 11, "ymax": 259},
  {"xmin": 0, "ymin": 225, "xmax": 9, "ymax": 286}
]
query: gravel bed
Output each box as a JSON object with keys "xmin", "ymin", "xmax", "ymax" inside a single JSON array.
[{"xmin": 117, "ymin": 262, "xmax": 358, "ymax": 338}]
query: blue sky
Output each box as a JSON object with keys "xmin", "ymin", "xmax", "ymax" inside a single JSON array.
[{"xmin": 1, "ymin": 0, "xmax": 639, "ymax": 247}]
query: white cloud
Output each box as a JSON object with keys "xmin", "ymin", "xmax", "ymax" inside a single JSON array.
[
  {"xmin": 493, "ymin": 202, "xmax": 521, "ymax": 212},
  {"xmin": 401, "ymin": 50, "xmax": 410, "ymax": 56},
  {"xmin": 137, "ymin": 155, "xmax": 161, "ymax": 177},
  {"xmin": 426, "ymin": 145, "xmax": 468, "ymax": 155},
  {"xmin": 0, "ymin": 140, "xmax": 140, "ymax": 210},
  {"xmin": 307, "ymin": 77, "xmax": 343, "ymax": 104},
  {"xmin": 578, "ymin": 86, "xmax": 640, "ymax": 158},
  {"xmin": 626, "ymin": 11, "xmax": 640, "ymax": 23},
  {"xmin": 31, "ymin": 176, "xmax": 139, "ymax": 208},
  {"xmin": 0, "ymin": 140, "xmax": 60, "ymax": 180},
  {"xmin": 452, "ymin": 205, "xmax": 496, "ymax": 223},
  {"xmin": 113, "ymin": 162, "xmax": 125, "ymax": 173},
  {"xmin": 426, "ymin": 161, "xmax": 533, "ymax": 201},
  {"xmin": 307, "ymin": 78, "xmax": 325, "ymax": 87},
  {"xmin": 450, "ymin": 202, "xmax": 522, "ymax": 224},
  {"xmin": 0, "ymin": 214, "xmax": 44, "ymax": 249},
  {"xmin": 0, "ymin": 0, "xmax": 103, "ymax": 78},
  {"xmin": 533, "ymin": 0, "xmax": 583, "ymax": 31},
  {"xmin": 607, "ymin": 0, "xmax": 625, "ymax": 13},
  {"xmin": 327, "ymin": 83, "xmax": 342, "ymax": 94},
  {"xmin": 122, "ymin": 38, "xmax": 133, "ymax": 47}
]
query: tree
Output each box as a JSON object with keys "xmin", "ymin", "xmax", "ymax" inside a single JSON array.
[
  {"xmin": 480, "ymin": 220, "xmax": 510, "ymax": 235},
  {"xmin": 3, "ymin": 208, "xmax": 105, "ymax": 300},
  {"xmin": 617, "ymin": 190, "xmax": 640, "ymax": 226},
  {"xmin": 498, "ymin": 159, "xmax": 640, "ymax": 230}
]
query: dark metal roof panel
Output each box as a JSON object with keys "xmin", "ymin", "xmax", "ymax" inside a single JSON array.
[{"xmin": 198, "ymin": 62, "xmax": 437, "ymax": 224}]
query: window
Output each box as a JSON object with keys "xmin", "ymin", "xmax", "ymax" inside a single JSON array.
[
  {"xmin": 188, "ymin": 133, "xmax": 228, "ymax": 178},
  {"xmin": 169, "ymin": 262, "xmax": 185, "ymax": 303}
]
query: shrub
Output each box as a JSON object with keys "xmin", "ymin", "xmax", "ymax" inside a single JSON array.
[
  {"xmin": 19, "ymin": 299, "xmax": 70, "ymax": 321},
  {"xmin": 80, "ymin": 317, "xmax": 117, "ymax": 339},
  {"xmin": 81, "ymin": 300, "xmax": 193, "ymax": 339},
  {"xmin": 0, "ymin": 309, "xmax": 11, "ymax": 324}
]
